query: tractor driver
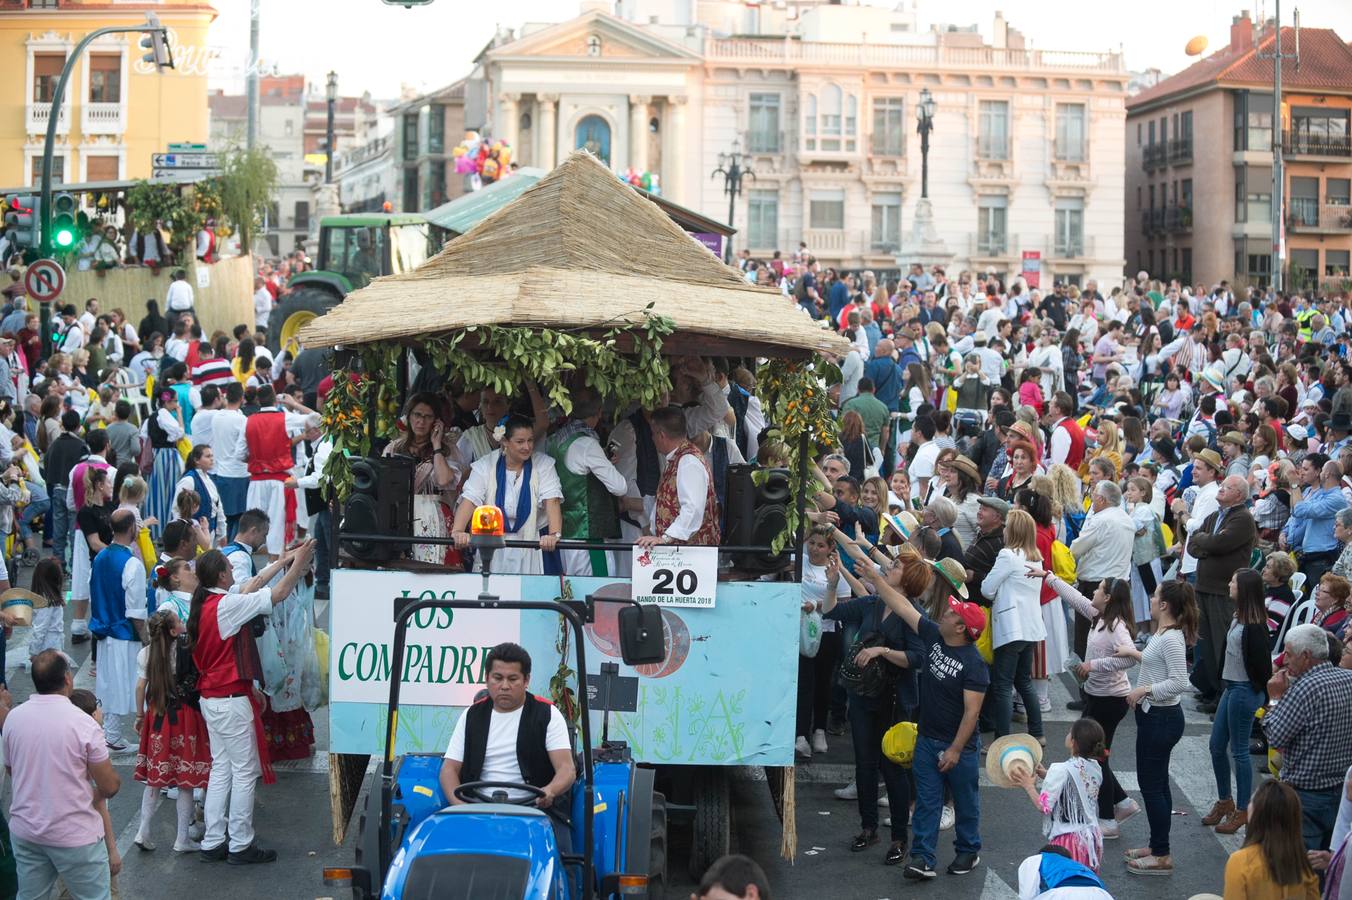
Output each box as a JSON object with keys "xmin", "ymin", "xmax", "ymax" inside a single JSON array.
[{"xmin": 439, "ymin": 642, "xmax": 577, "ymax": 847}]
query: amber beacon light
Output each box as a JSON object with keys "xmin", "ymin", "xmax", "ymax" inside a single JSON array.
[{"xmin": 471, "ymin": 505, "xmax": 505, "ymax": 537}]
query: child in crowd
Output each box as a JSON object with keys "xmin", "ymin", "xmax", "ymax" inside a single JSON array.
[
  {"xmin": 66, "ymin": 689, "xmax": 121, "ymax": 898},
  {"xmin": 133, "ymin": 608, "xmax": 210, "ymax": 853},
  {"xmin": 26, "ymin": 558, "xmax": 65, "ymax": 659},
  {"xmin": 1018, "ymin": 367, "xmax": 1045, "ymax": 418},
  {"xmin": 154, "ymin": 558, "xmax": 195, "ymax": 622},
  {"xmin": 1010, "ymin": 717, "xmax": 1106, "ymax": 871}
]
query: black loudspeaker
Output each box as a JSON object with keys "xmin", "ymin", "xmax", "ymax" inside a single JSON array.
[
  {"xmin": 724, "ymin": 464, "xmax": 790, "ymax": 574},
  {"xmin": 341, "ymin": 455, "xmax": 414, "ymax": 562}
]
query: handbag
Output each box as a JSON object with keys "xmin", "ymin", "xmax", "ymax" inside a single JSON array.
[
  {"xmin": 839, "ymin": 631, "xmax": 894, "ymax": 698},
  {"xmin": 800, "ymin": 610, "xmax": 823, "ymax": 658},
  {"xmin": 863, "ymin": 437, "xmax": 881, "ymax": 481}
]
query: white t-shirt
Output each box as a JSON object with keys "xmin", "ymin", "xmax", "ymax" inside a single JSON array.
[
  {"xmin": 801, "ymin": 558, "xmax": 850, "ymax": 632},
  {"xmin": 444, "ymin": 701, "xmax": 571, "ymax": 801},
  {"xmin": 910, "ymin": 441, "xmax": 942, "ymax": 500}
]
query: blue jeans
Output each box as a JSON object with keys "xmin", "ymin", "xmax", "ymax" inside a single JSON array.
[
  {"xmin": 18, "ymin": 480, "xmax": 48, "ymax": 542},
  {"xmin": 1295, "ymin": 785, "xmax": 1342, "ymax": 852},
  {"xmin": 991, "ymin": 640, "xmax": 1043, "ymax": 738},
  {"xmin": 1135, "ymin": 704, "xmax": 1185, "ymax": 856},
  {"xmin": 911, "ymin": 734, "xmax": 980, "ymax": 867},
  {"xmin": 1210, "ymin": 680, "xmax": 1263, "ymax": 807},
  {"xmin": 49, "ymin": 486, "xmax": 68, "ymax": 564},
  {"xmin": 846, "ymin": 695, "xmax": 910, "ymax": 841}
]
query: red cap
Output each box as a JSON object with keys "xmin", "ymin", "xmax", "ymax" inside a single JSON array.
[{"xmin": 948, "ymin": 596, "xmax": 986, "ymax": 641}]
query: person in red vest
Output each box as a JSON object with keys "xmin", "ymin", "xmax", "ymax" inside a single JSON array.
[
  {"xmin": 636, "ymin": 406, "xmax": 720, "ymax": 548},
  {"xmin": 1046, "ymin": 392, "xmax": 1086, "ymax": 470},
  {"xmin": 189, "ymin": 541, "xmax": 314, "ymax": 865},
  {"xmin": 244, "ymin": 384, "xmax": 302, "ymax": 562}
]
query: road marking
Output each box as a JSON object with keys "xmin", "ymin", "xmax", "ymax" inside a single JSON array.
[{"xmin": 982, "ymin": 867, "xmax": 1021, "ymax": 898}]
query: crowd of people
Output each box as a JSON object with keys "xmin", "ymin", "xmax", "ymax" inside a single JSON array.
[
  {"xmin": 774, "ymin": 256, "xmax": 1352, "ymax": 897},
  {"xmin": 0, "ymin": 269, "xmax": 330, "ymax": 897}
]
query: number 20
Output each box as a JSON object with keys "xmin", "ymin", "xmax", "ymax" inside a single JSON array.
[{"xmin": 652, "ymin": 568, "xmax": 697, "ymax": 595}]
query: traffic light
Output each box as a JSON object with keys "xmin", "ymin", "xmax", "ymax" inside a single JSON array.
[
  {"xmin": 139, "ymin": 15, "xmax": 174, "ymax": 71},
  {"xmin": 50, "ymin": 192, "xmax": 77, "ymax": 250},
  {"xmin": 4, "ymin": 196, "xmax": 40, "ymax": 252}
]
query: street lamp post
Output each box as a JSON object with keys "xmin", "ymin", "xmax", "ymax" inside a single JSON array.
[
  {"xmin": 916, "ymin": 87, "xmax": 936, "ymax": 199},
  {"xmin": 711, "ymin": 139, "xmax": 755, "ymax": 264},
  {"xmin": 325, "ymin": 71, "xmax": 338, "ymax": 184},
  {"xmin": 1258, "ymin": 0, "xmax": 1298, "ymax": 292}
]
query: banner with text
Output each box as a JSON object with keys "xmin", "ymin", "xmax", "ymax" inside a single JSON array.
[{"xmin": 328, "ymin": 571, "xmax": 522, "ymax": 707}]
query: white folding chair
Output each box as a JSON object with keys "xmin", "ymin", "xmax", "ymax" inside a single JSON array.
[
  {"xmin": 1272, "ymin": 596, "xmax": 1318, "ymax": 657},
  {"xmin": 1289, "ymin": 571, "xmax": 1307, "ymax": 604},
  {"xmin": 108, "ymin": 370, "xmax": 152, "ymax": 425}
]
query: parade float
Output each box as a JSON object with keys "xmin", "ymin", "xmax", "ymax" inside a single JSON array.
[{"xmin": 301, "ymin": 150, "xmax": 848, "ymax": 876}]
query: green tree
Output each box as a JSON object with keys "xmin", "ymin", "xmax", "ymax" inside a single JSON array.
[{"xmin": 214, "ymin": 145, "xmax": 278, "ymax": 252}]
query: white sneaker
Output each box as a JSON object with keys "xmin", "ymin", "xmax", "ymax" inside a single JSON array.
[
  {"xmin": 877, "ymin": 794, "xmax": 889, "ymax": 808},
  {"xmin": 173, "ymin": 839, "xmax": 202, "ymax": 853},
  {"xmin": 882, "ymin": 816, "xmax": 891, "ymax": 827},
  {"xmin": 161, "ymin": 787, "xmax": 179, "ymax": 800},
  {"xmin": 795, "ymin": 736, "xmax": 812, "ymax": 759},
  {"xmin": 940, "ymin": 804, "xmax": 955, "ymax": 831},
  {"xmin": 1039, "ymin": 696, "xmax": 1052, "ymax": 713},
  {"xmin": 1115, "ymin": 797, "xmax": 1142, "ymax": 823},
  {"xmin": 1099, "ymin": 819, "xmax": 1120, "ymax": 840},
  {"xmin": 811, "ymin": 729, "xmax": 828, "ymax": 754},
  {"xmin": 834, "ymin": 781, "xmax": 858, "ymax": 800},
  {"xmin": 188, "ymin": 822, "xmax": 206, "ymax": 842}
]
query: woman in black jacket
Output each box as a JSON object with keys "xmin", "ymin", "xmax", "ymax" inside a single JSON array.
[{"xmin": 1202, "ymin": 567, "xmax": 1273, "ymax": 836}]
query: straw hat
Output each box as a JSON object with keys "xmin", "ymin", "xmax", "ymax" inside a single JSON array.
[
  {"xmin": 929, "ymin": 557, "xmax": 969, "ymax": 599},
  {"xmin": 1193, "ymin": 448, "xmax": 1224, "ymax": 473},
  {"xmin": 939, "ymin": 454, "xmax": 980, "ymax": 484},
  {"xmin": 0, "ymin": 588, "xmax": 48, "ymax": 628},
  {"xmin": 1219, "ymin": 431, "xmax": 1246, "ymax": 448},
  {"xmin": 882, "ymin": 511, "xmax": 919, "ymax": 541},
  {"xmin": 1201, "ymin": 366, "xmax": 1226, "ymax": 389},
  {"xmin": 986, "ymin": 733, "xmax": 1043, "ymax": 788}
]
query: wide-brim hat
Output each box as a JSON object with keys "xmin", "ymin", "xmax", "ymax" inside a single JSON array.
[
  {"xmin": 939, "ymin": 454, "xmax": 980, "ymax": 484},
  {"xmin": 1330, "ymin": 412, "xmax": 1352, "ymax": 432},
  {"xmin": 882, "ymin": 511, "xmax": 919, "ymax": 541},
  {"xmin": 1201, "ymin": 367, "xmax": 1226, "ymax": 389},
  {"xmin": 986, "ymin": 733, "xmax": 1044, "ymax": 788},
  {"xmin": 1193, "ymin": 448, "xmax": 1224, "ymax": 474},
  {"xmin": 1219, "ymin": 431, "xmax": 1246, "ymax": 448},
  {"xmin": 1, "ymin": 588, "xmax": 48, "ymax": 628},
  {"xmin": 929, "ymin": 557, "xmax": 969, "ymax": 599}
]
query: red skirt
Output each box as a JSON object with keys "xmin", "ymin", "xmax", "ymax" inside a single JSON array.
[
  {"xmin": 134, "ymin": 705, "xmax": 212, "ymax": 789},
  {"xmin": 262, "ymin": 707, "xmax": 315, "ymax": 761}
]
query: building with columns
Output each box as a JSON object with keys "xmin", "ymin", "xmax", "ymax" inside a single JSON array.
[{"xmin": 464, "ymin": 1, "xmax": 1128, "ymax": 285}]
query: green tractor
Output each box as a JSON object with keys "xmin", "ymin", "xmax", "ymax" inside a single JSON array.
[{"xmin": 269, "ymin": 213, "xmax": 439, "ymax": 355}]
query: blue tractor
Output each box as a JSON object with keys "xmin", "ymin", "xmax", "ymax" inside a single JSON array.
[{"xmin": 324, "ymin": 508, "xmax": 671, "ymax": 899}]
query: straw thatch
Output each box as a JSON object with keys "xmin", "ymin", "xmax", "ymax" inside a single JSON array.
[{"xmin": 299, "ymin": 150, "xmax": 849, "ymax": 359}]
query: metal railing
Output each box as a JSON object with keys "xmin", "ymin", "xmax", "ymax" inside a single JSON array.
[
  {"xmin": 1168, "ymin": 137, "xmax": 1193, "ymax": 163},
  {"xmin": 1141, "ymin": 143, "xmax": 1166, "ymax": 170},
  {"xmin": 1165, "ymin": 205, "xmax": 1192, "ymax": 232},
  {"xmin": 705, "ymin": 38, "xmax": 1124, "ymax": 73},
  {"xmin": 1288, "ymin": 201, "xmax": 1352, "ymax": 232},
  {"xmin": 1282, "ymin": 130, "xmax": 1352, "ymax": 158}
]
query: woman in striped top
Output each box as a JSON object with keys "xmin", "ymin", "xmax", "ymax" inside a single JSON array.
[{"xmin": 1117, "ymin": 579, "xmax": 1199, "ymax": 877}]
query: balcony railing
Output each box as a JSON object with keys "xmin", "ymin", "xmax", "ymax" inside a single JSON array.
[
  {"xmin": 705, "ymin": 38, "xmax": 1125, "ymax": 72},
  {"xmin": 1142, "ymin": 143, "xmax": 1166, "ymax": 171},
  {"xmin": 1052, "ymin": 235, "xmax": 1095, "ymax": 260},
  {"xmin": 1288, "ymin": 201, "xmax": 1352, "ymax": 233},
  {"xmin": 1140, "ymin": 209, "xmax": 1168, "ymax": 236},
  {"xmin": 1165, "ymin": 205, "xmax": 1192, "ymax": 233},
  {"xmin": 1282, "ymin": 130, "xmax": 1352, "ymax": 159},
  {"xmin": 26, "ymin": 101, "xmax": 69, "ymax": 134},
  {"xmin": 976, "ymin": 232, "xmax": 1008, "ymax": 256},
  {"xmin": 81, "ymin": 101, "xmax": 125, "ymax": 135},
  {"xmin": 1168, "ymin": 137, "xmax": 1193, "ymax": 163},
  {"xmin": 1052, "ymin": 142, "xmax": 1086, "ymax": 163}
]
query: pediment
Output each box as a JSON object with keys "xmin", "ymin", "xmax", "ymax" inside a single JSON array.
[{"xmin": 490, "ymin": 10, "xmax": 700, "ymax": 62}]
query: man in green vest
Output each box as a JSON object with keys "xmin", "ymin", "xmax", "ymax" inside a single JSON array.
[{"xmin": 549, "ymin": 386, "xmax": 628, "ymax": 576}]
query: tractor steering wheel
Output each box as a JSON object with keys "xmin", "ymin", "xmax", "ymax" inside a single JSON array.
[{"xmin": 453, "ymin": 781, "xmax": 547, "ymax": 807}]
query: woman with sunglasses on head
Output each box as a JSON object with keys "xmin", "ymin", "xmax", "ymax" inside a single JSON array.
[
  {"xmin": 1029, "ymin": 565, "xmax": 1141, "ymax": 839},
  {"xmin": 1201, "ymin": 567, "xmax": 1272, "ymax": 836}
]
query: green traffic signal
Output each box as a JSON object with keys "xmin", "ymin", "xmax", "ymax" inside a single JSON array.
[
  {"xmin": 51, "ymin": 192, "xmax": 76, "ymax": 250},
  {"xmin": 53, "ymin": 225, "xmax": 75, "ymax": 248}
]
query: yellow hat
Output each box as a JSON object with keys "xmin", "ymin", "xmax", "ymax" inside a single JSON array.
[{"xmin": 882, "ymin": 721, "xmax": 918, "ymax": 767}]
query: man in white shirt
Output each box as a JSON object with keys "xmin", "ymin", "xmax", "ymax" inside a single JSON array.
[
  {"xmin": 1175, "ymin": 448, "xmax": 1223, "ymax": 578},
  {"xmin": 252, "ymin": 277, "xmax": 273, "ymax": 331},
  {"xmin": 910, "ymin": 417, "xmax": 942, "ymax": 502},
  {"xmin": 165, "ymin": 268, "xmax": 194, "ymax": 330},
  {"xmin": 972, "ymin": 332, "xmax": 1005, "ymax": 385},
  {"xmin": 57, "ymin": 305, "xmax": 85, "ymax": 354},
  {"xmin": 77, "ymin": 298, "xmax": 99, "ymax": 335},
  {"xmin": 636, "ymin": 406, "xmax": 718, "ymax": 547},
  {"xmin": 976, "ymin": 294, "xmax": 1006, "ymax": 337},
  {"xmin": 210, "ymin": 383, "xmax": 251, "ymax": 537},
  {"xmin": 1068, "ymin": 480, "xmax": 1135, "ymax": 659},
  {"xmin": 439, "ymin": 644, "xmax": 576, "ymax": 848},
  {"xmin": 189, "ymin": 383, "xmax": 223, "ymax": 453}
]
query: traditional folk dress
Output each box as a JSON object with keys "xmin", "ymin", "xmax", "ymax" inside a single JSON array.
[
  {"xmin": 384, "ymin": 432, "xmax": 464, "ymax": 566},
  {"xmin": 244, "ymin": 406, "xmax": 295, "ymax": 555},
  {"xmin": 146, "ymin": 406, "xmax": 184, "ymax": 542},
  {"xmin": 256, "ymin": 579, "xmax": 320, "ymax": 760},
  {"xmin": 89, "ymin": 542, "xmax": 148, "ymax": 745},
  {"xmin": 1037, "ymin": 757, "xmax": 1104, "ymax": 871},
  {"xmin": 133, "ymin": 638, "xmax": 211, "ymax": 789},
  {"xmin": 653, "ymin": 441, "xmax": 720, "ymax": 546},
  {"xmin": 461, "ymin": 450, "xmax": 563, "ymax": 574},
  {"xmin": 549, "ymin": 421, "xmax": 627, "ymax": 577},
  {"xmin": 174, "ymin": 466, "xmax": 227, "ymax": 547}
]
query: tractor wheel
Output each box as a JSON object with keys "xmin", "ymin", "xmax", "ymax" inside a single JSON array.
[
  {"xmin": 686, "ymin": 768, "xmax": 730, "ymax": 882},
  {"xmin": 267, "ymin": 286, "xmax": 340, "ymax": 356},
  {"xmin": 648, "ymin": 792, "xmax": 668, "ymax": 900},
  {"xmin": 353, "ymin": 770, "xmax": 383, "ymax": 896}
]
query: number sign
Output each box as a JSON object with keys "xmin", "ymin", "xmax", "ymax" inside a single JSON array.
[{"xmin": 630, "ymin": 545, "xmax": 718, "ymax": 608}]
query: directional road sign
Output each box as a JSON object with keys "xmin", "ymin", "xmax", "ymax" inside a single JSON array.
[
  {"xmin": 24, "ymin": 258, "xmax": 65, "ymax": 303},
  {"xmin": 151, "ymin": 152, "xmax": 219, "ymax": 169}
]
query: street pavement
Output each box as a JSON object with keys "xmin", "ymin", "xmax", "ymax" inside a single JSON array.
[{"xmin": 2, "ymin": 586, "xmax": 1242, "ymax": 899}]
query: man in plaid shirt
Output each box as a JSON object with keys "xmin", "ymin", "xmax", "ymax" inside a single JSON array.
[{"xmin": 1263, "ymin": 623, "xmax": 1352, "ymax": 851}]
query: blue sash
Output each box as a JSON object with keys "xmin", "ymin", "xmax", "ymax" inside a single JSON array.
[
  {"xmin": 188, "ymin": 468, "xmax": 217, "ymax": 534},
  {"xmin": 1039, "ymin": 852, "xmax": 1106, "ymax": 891},
  {"xmin": 223, "ymin": 540, "xmax": 257, "ymax": 577},
  {"xmin": 495, "ymin": 454, "xmax": 561, "ymax": 575}
]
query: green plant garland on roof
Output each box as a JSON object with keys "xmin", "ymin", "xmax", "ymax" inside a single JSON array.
[{"xmin": 321, "ymin": 306, "xmax": 675, "ymax": 503}]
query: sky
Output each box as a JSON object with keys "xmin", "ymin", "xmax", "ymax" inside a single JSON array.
[{"xmin": 205, "ymin": 0, "xmax": 1352, "ymax": 101}]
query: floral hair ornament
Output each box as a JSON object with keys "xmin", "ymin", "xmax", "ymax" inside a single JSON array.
[
  {"xmin": 491, "ymin": 414, "xmax": 510, "ymax": 444},
  {"xmin": 159, "ymin": 390, "xmax": 175, "ymax": 405}
]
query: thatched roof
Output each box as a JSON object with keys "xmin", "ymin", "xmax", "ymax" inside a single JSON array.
[{"xmin": 299, "ymin": 151, "xmax": 849, "ymax": 359}]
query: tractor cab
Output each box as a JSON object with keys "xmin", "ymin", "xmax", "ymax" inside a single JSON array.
[{"xmin": 269, "ymin": 213, "xmax": 438, "ymax": 356}]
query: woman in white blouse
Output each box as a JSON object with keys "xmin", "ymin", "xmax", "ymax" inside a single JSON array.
[
  {"xmin": 1116, "ymin": 580, "xmax": 1200, "ymax": 877},
  {"xmin": 980, "ymin": 508, "xmax": 1047, "ymax": 743}
]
